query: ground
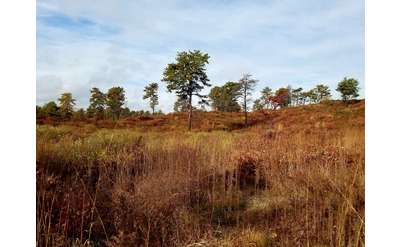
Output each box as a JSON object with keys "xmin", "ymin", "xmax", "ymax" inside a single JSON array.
[{"xmin": 36, "ymin": 100, "xmax": 364, "ymax": 247}]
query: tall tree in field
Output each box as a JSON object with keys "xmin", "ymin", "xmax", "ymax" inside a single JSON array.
[
  {"xmin": 106, "ymin": 86, "xmax": 126, "ymax": 120},
  {"xmin": 209, "ymin": 81, "xmax": 241, "ymax": 112},
  {"xmin": 336, "ymin": 77, "xmax": 359, "ymax": 101},
  {"xmin": 88, "ymin": 87, "xmax": 106, "ymax": 119},
  {"xmin": 58, "ymin": 93, "xmax": 75, "ymax": 120},
  {"xmin": 143, "ymin": 82, "xmax": 159, "ymax": 114},
  {"xmin": 162, "ymin": 50, "xmax": 211, "ymax": 130},
  {"xmin": 314, "ymin": 84, "xmax": 331, "ymax": 102},
  {"xmin": 238, "ymin": 74, "xmax": 258, "ymax": 126}
]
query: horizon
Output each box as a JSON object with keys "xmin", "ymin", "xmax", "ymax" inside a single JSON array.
[{"xmin": 37, "ymin": 0, "xmax": 364, "ymax": 113}]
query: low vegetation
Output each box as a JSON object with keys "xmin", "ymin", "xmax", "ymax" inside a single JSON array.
[{"xmin": 37, "ymin": 100, "xmax": 364, "ymax": 246}]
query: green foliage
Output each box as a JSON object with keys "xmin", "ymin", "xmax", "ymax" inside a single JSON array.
[
  {"xmin": 58, "ymin": 93, "xmax": 75, "ymax": 120},
  {"xmin": 143, "ymin": 82, "xmax": 159, "ymax": 114},
  {"xmin": 162, "ymin": 50, "xmax": 210, "ymax": 103},
  {"xmin": 120, "ymin": 107, "xmax": 131, "ymax": 118},
  {"xmin": 336, "ymin": 77, "xmax": 359, "ymax": 101},
  {"xmin": 106, "ymin": 87, "xmax": 126, "ymax": 120},
  {"xmin": 88, "ymin": 87, "xmax": 106, "ymax": 119},
  {"xmin": 173, "ymin": 96, "xmax": 190, "ymax": 112},
  {"xmin": 253, "ymin": 86, "xmax": 273, "ymax": 110},
  {"xmin": 162, "ymin": 50, "xmax": 211, "ymax": 129},
  {"xmin": 315, "ymin": 84, "xmax": 331, "ymax": 102},
  {"xmin": 41, "ymin": 101, "xmax": 60, "ymax": 118},
  {"xmin": 291, "ymin": 87, "xmax": 303, "ymax": 106},
  {"xmin": 209, "ymin": 81, "xmax": 241, "ymax": 112}
]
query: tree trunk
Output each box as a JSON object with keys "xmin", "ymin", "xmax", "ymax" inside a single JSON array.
[
  {"xmin": 152, "ymin": 106, "xmax": 154, "ymax": 115},
  {"xmin": 188, "ymin": 93, "xmax": 193, "ymax": 131},
  {"xmin": 244, "ymin": 85, "xmax": 247, "ymax": 127}
]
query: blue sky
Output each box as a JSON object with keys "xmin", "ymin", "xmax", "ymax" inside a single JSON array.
[{"xmin": 37, "ymin": 0, "xmax": 364, "ymax": 112}]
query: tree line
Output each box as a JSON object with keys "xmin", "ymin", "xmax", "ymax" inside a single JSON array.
[{"xmin": 37, "ymin": 50, "xmax": 360, "ymax": 130}]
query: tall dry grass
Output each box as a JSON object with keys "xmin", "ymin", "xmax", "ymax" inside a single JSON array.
[{"xmin": 36, "ymin": 103, "xmax": 364, "ymax": 247}]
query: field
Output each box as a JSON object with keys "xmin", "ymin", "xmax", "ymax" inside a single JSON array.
[{"xmin": 36, "ymin": 101, "xmax": 364, "ymax": 246}]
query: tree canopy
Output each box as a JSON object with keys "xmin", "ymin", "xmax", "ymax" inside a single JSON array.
[
  {"xmin": 336, "ymin": 77, "xmax": 359, "ymax": 101},
  {"xmin": 58, "ymin": 93, "xmax": 75, "ymax": 120},
  {"xmin": 162, "ymin": 50, "xmax": 211, "ymax": 130},
  {"xmin": 209, "ymin": 81, "xmax": 241, "ymax": 112},
  {"xmin": 106, "ymin": 86, "xmax": 126, "ymax": 120},
  {"xmin": 88, "ymin": 87, "xmax": 106, "ymax": 119}
]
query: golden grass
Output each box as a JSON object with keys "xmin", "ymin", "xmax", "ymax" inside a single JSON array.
[{"xmin": 36, "ymin": 101, "xmax": 364, "ymax": 246}]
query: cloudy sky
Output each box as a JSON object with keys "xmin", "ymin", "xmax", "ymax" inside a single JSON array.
[{"xmin": 37, "ymin": 0, "xmax": 364, "ymax": 112}]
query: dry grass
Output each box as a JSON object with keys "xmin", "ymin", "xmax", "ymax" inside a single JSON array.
[{"xmin": 36, "ymin": 101, "xmax": 364, "ymax": 246}]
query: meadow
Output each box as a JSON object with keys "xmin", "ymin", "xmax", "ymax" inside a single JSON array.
[{"xmin": 36, "ymin": 101, "xmax": 364, "ymax": 246}]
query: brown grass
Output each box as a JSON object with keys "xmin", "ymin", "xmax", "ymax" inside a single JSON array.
[{"xmin": 36, "ymin": 101, "xmax": 364, "ymax": 246}]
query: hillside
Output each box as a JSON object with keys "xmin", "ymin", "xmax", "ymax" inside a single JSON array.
[
  {"xmin": 38, "ymin": 100, "xmax": 364, "ymax": 133},
  {"xmin": 36, "ymin": 100, "xmax": 364, "ymax": 246}
]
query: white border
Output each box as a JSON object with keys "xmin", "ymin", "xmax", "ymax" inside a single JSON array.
[
  {"xmin": 1, "ymin": 0, "xmax": 400, "ymax": 245},
  {"xmin": 0, "ymin": 1, "xmax": 36, "ymax": 246},
  {"xmin": 366, "ymin": 0, "xmax": 400, "ymax": 245}
]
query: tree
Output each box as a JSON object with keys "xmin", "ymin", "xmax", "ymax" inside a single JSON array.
[
  {"xmin": 269, "ymin": 88, "xmax": 290, "ymax": 109},
  {"xmin": 238, "ymin": 74, "xmax": 258, "ymax": 127},
  {"xmin": 173, "ymin": 96, "xmax": 190, "ymax": 112},
  {"xmin": 36, "ymin": 106, "xmax": 45, "ymax": 119},
  {"xmin": 120, "ymin": 107, "xmax": 131, "ymax": 118},
  {"xmin": 307, "ymin": 88, "xmax": 318, "ymax": 103},
  {"xmin": 252, "ymin": 99, "xmax": 264, "ymax": 111},
  {"xmin": 162, "ymin": 50, "xmax": 211, "ymax": 130},
  {"xmin": 58, "ymin": 93, "xmax": 75, "ymax": 120},
  {"xmin": 314, "ymin": 84, "xmax": 331, "ymax": 103},
  {"xmin": 88, "ymin": 87, "xmax": 106, "ymax": 119},
  {"xmin": 41, "ymin": 101, "xmax": 59, "ymax": 118},
  {"xmin": 291, "ymin": 87, "xmax": 303, "ymax": 106},
  {"xmin": 209, "ymin": 81, "xmax": 241, "ymax": 112},
  {"xmin": 336, "ymin": 77, "xmax": 359, "ymax": 101},
  {"xmin": 286, "ymin": 85, "xmax": 293, "ymax": 106},
  {"xmin": 143, "ymin": 82, "xmax": 159, "ymax": 114},
  {"xmin": 260, "ymin": 86, "xmax": 273, "ymax": 109},
  {"xmin": 106, "ymin": 86, "xmax": 126, "ymax": 120}
]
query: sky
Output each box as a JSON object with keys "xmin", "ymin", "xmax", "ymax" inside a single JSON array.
[{"xmin": 37, "ymin": 0, "xmax": 364, "ymax": 112}]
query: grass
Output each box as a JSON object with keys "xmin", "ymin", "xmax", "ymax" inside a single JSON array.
[{"xmin": 36, "ymin": 101, "xmax": 364, "ymax": 246}]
